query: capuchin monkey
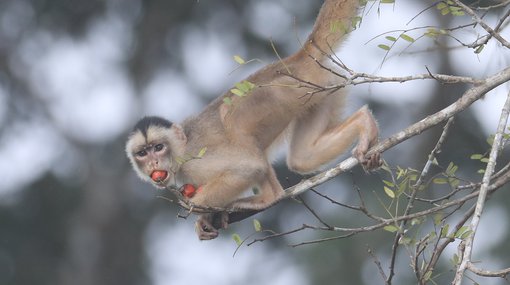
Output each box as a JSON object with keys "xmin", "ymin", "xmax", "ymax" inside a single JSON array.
[{"xmin": 126, "ymin": 0, "xmax": 381, "ymax": 240}]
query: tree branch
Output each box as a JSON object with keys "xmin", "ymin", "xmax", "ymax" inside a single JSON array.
[
  {"xmin": 252, "ymin": 169, "xmax": 510, "ymax": 247},
  {"xmin": 453, "ymin": 90, "xmax": 510, "ymax": 284}
]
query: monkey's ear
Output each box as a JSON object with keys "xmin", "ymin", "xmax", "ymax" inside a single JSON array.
[{"xmin": 170, "ymin": 124, "xmax": 187, "ymax": 144}]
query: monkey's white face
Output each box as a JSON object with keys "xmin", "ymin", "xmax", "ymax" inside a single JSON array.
[{"xmin": 126, "ymin": 124, "xmax": 187, "ymax": 188}]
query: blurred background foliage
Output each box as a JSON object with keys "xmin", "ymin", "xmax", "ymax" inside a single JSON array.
[{"xmin": 0, "ymin": 0, "xmax": 509, "ymax": 284}]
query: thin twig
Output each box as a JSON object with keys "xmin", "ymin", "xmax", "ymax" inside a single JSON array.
[
  {"xmin": 387, "ymin": 117, "xmax": 455, "ymax": 284},
  {"xmin": 450, "ymin": 0, "xmax": 510, "ymax": 48},
  {"xmin": 297, "ymin": 195, "xmax": 332, "ymax": 228},
  {"xmin": 367, "ymin": 246, "xmax": 389, "ymax": 283}
]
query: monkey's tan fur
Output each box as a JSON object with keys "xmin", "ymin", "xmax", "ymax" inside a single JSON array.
[{"xmin": 126, "ymin": 0, "xmax": 380, "ymax": 240}]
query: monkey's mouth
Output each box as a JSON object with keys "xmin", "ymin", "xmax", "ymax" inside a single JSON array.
[{"xmin": 150, "ymin": 170, "xmax": 169, "ymax": 183}]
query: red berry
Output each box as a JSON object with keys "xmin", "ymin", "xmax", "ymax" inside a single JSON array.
[
  {"xmin": 182, "ymin": 184, "xmax": 196, "ymax": 198},
  {"xmin": 150, "ymin": 170, "xmax": 168, "ymax": 182}
]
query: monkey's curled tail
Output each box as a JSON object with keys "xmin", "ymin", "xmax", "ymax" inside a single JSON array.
[{"xmin": 304, "ymin": 0, "xmax": 360, "ymax": 60}]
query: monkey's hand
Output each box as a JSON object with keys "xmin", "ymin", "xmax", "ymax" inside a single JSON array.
[{"xmin": 195, "ymin": 212, "xmax": 229, "ymax": 240}]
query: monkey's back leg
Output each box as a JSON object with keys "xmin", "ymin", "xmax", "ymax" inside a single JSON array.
[{"xmin": 287, "ymin": 96, "xmax": 380, "ymax": 173}]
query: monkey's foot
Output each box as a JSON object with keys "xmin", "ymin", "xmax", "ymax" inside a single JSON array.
[
  {"xmin": 195, "ymin": 215, "xmax": 219, "ymax": 240},
  {"xmin": 361, "ymin": 152, "xmax": 382, "ymax": 171},
  {"xmin": 195, "ymin": 212, "xmax": 229, "ymax": 240},
  {"xmin": 353, "ymin": 149, "xmax": 382, "ymax": 172}
]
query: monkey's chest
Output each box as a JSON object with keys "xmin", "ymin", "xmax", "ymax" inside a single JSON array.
[{"xmin": 178, "ymin": 157, "xmax": 226, "ymax": 185}]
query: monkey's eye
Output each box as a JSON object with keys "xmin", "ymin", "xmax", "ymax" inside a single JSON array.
[
  {"xmin": 154, "ymin": 144, "xmax": 164, "ymax": 152},
  {"xmin": 136, "ymin": 150, "xmax": 148, "ymax": 157}
]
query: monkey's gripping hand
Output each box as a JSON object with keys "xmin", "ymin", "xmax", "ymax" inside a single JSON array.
[
  {"xmin": 195, "ymin": 213, "xmax": 229, "ymax": 240},
  {"xmin": 177, "ymin": 184, "xmax": 226, "ymax": 240}
]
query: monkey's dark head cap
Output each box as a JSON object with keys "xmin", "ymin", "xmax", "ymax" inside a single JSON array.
[{"xmin": 133, "ymin": 116, "xmax": 173, "ymax": 137}]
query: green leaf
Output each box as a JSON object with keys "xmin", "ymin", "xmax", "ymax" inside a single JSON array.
[
  {"xmin": 487, "ymin": 135, "xmax": 495, "ymax": 146},
  {"xmin": 423, "ymin": 270, "xmax": 433, "ymax": 281},
  {"xmin": 433, "ymin": 177, "xmax": 448, "ymax": 184},
  {"xmin": 400, "ymin": 34, "xmax": 415, "ymax": 43},
  {"xmin": 425, "ymin": 28, "xmax": 440, "ymax": 38},
  {"xmin": 234, "ymin": 55, "xmax": 245, "ymax": 64},
  {"xmin": 434, "ymin": 213, "xmax": 443, "ymax": 225},
  {"xmin": 235, "ymin": 81, "xmax": 255, "ymax": 94},
  {"xmin": 478, "ymin": 169, "xmax": 485, "ymax": 174},
  {"xmin": 384, "ymin": 225, "xmax": 399, "ymax": 233},
  {"xmin": 450, "ymin": 178, "xmax": 460, "ymax": 188},
  {"xmin": 460, "ymin": 230, "xmax": 473, "ymax": 239},
  {"xmin": 475, "ymin": 45, "xmax": 485, "ymax": 54},
  {"xmin": 450, "ymin": 6, "xmax": 465, "ymax": 16},
  {"xmin": 480, "ymin": 158, "xmax": 490, "ymax": 163},
  {"xmin": 351, "ymin": 16, "xmax": 362, "ymax": 28},
  {"xmin": 408, "ymin": 174, "xmax": 418, "ymax": 182},
  {"xmin": 470, "ymin": 154, "xmax": 484, "ymax": 160},
  {"xmin": 446, "ymin": 162, "xmax": 458, "ymax": 175},
  {"xmin": 230, "ymin": 88, "xmax": 245, "ymax": 97},
  {"xmin": 330, "ymin": 20, "xmax": 347, "ymax": 33},
  {"xmin": 383, "ymin": 180, "xmax": 395, "ymax": 187},
  {"xmin": 253, "ymin": 219, "xmax": 262, "ymax": 232},
  {"xmin": 451, "ymin": 254, "xmax": 460, "ymax": 265},
  {"xmin": 384, "ymin": 186, "xmax": 395, "ymax": 198},
  {"xmin": 436, "ymin": 2, "xmax": 448, "ymax": 9},
  {"xmin": 440, "ymin": 224, "xmax": 450, "ymax": 238},
  {"xmin": 399, "ymin": 237, "xmax": 413, "ymax": 245},
  {"xmin": 236, "ymin": 83, "xmax": 250, "ymax": 94},
  {"xmin": 232, "ymin": 233, "xmax": 243, "ymax": 246},
  {"xmin": 223, "ymin": 97, "xmax": 233, "ymax": 105},
  {"xmin": 197, "ymin": 147, "xmax": 207, "ymax": 158},
  {"xmin": 396, "ymin": 167, "xmax": 406, "ymax": 180},
  {"xmin": 380, "ymin": 0, "xmax": 395, "ymax": 3},
  {"xmin": 385, "ymin": 36, "xmax": 397, "ymax": 42},
  {"xmin": 441, "ymin": 7, "xmax": 450, "ymax": 15},
  {"xmin": 245, "ymin": 81, "xmax": 256, "ymax": 89},
  {"xmin": 411, "ymin": 218, "xmax": 422, "ymax": 226},
  {"xmin": 397, "ymin": 180, "xmax": 408, "ymax": 197},
  {"xmin": 455, "ymin": 226, "xmax": 471, "ymax": 239},
  {"xmin": 175, "ymin": 156, "xmax": 187, "ymax": 165},
  {"xmin": 378, "ymin": 44, "xmax": 390, "ymax": 51}
]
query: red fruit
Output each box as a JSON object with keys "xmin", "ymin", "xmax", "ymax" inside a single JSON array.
[
  {"xmin": 181, "ymin": 184, "xmax": 196, "ymax": 198},
  {"xmin": 151, "ymin": 170, "xmax": 168, "ymax": 182}
]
